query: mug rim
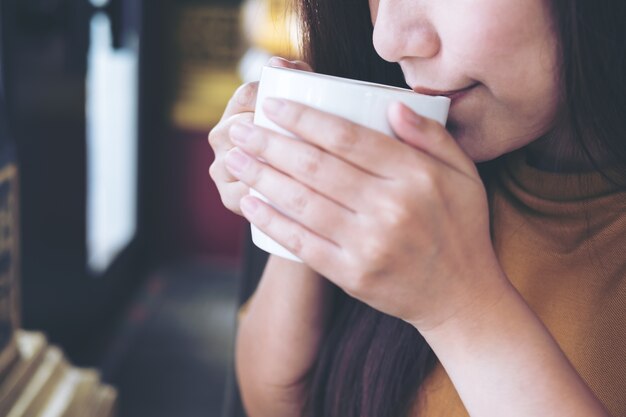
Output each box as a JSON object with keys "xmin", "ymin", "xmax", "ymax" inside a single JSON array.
[{"xmin": 263, "ymin": 65, "xmax": 450, "ymax": 103}]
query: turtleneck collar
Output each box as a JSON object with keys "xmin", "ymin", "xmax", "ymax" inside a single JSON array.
[{"xmin": 498, "ymin": 149, "xmax": 622, "ymax": 201}]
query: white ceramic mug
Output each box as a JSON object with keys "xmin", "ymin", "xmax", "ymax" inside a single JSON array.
[{"xmin": 251, "ymin": 65, "xmax": 450, "ymax": 262}]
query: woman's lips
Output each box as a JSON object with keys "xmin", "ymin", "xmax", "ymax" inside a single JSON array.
[{"xmin": 412, "ymin": 83, "xmax": 479, "ymax": 104}]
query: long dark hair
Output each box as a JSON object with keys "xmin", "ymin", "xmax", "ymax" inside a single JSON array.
[
  {"xmin": 550, "ymin": 0, "xmax": 626, "ymax": 177},
  {"xmin": 294, "ymin": 1, "xmax": 626, "ymax": 417}
]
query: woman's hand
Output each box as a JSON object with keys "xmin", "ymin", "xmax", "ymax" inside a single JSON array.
[
  {"xmin": 225, "ymin": 98, "xmax": 509, "ymax": 331},
  {"xmin": 208, "ymin": 57, "xmax": 313, "ymax": 216},
  {"xmin": 226, "ymin": 97, "xmax": 612, "ymax": 417}
]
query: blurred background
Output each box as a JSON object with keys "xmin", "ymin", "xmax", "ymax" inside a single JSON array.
[{"xmin": 0, "ymin": 0, "xmax": 300, "ymax": 415}]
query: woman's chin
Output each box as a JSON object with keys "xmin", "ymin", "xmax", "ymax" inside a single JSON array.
[{"xmin": 446, "ymin": 123, "xmax": 503, "ymax": 163}]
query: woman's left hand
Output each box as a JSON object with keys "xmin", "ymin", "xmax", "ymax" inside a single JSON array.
[{"xmin": 225, "ymin": 98, "xmax": 508, "ymax": 331}]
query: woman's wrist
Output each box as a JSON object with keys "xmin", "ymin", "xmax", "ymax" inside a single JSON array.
[
  {"xmin": 414, "ymin": 270, "xmax": 513, "ymax": 337},
  {"xmin": 402, "ymin": 257, "xmax": 512, "ymax": 334},
  {"xmin": 267, "ymin": 254, "xmax": 321, "ymax": 279},
  {"xmin": 252, "ymin": 254, "xmax": 333, "ymax": 324},
  {"xmin": 415, "ymin": 276, "xmax": 610, "ymax": 417}
]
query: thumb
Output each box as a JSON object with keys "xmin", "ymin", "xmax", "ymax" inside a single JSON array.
[{"xmin": 388, "ymin": 102, "xmax": 476, "ymax": 175}]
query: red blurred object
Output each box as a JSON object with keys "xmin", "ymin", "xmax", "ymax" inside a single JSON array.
[{"xmin": 160, "ymin": 128, "xmax": 245, "ymax": 263}]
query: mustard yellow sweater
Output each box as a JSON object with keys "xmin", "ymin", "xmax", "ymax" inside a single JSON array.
[{"xmin": 414, "ymin": 151, "xmax": 626, "ymax": 417}]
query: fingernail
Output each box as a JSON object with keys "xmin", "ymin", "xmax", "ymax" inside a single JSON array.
[
  {"xmin": 263, "ymin": 98, "xmax": 285, "ymax": 115},
  {"xmin": 268, "ymin": 56, "xmax": 289, "ymax": 67},
  {"xmin": 240, "ymin": 196, "xmax": 259, "ymax": 215},
  {"xmin": 230, "ymin": 122, "xmax": 254, "ymax": 145},
  {"xmin": 225, "ymin": 148, "xmax": 251, "ymax": 173}
]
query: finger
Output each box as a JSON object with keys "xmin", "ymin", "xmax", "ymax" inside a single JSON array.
[
  {"xmin": 388, "ymin": 102, "xmax": 478, "ymax": 177},
  {"xmin": 239, "ymin": 195, "xmax": 345, "ymax": 274},
  {"xmin": 229, "ymin": 121, "xmax": 377, "ymax": 210},
  {"xmin": 209, "ymin": 158, "xmax": 240, "ymax": 184},
  {"xmin": 217, "ymin": 181, "xmax": 250, "ymax": 215},
  {"xmin": 209, "ymin": 112, "xmax": 254, "ymax": 152},
  {"xmin": 209, "ymin": 160, "xmax": 249, "ymax": 214},
  {"xmin": 219, "ymin": 56, "xmax": 313, "ymax": 123},
  {"xmin": 260, "ymin": 99, "xmax": 411, "ymax": 179},
  {"xmin": 225, "ymin": 147, "xmax": 354, "ymax": 244},
  {"xmin": 219, "ymin": 82, "xmax": 259, "ymax": 123},
  {"xmin": 268, "ymin": 56, "xmax": 314, "ymax": 72}
]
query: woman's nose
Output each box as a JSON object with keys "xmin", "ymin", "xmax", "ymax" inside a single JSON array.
[{"xmin": 371, "ymin": 1, "xmax": 441, "ymax": 63}]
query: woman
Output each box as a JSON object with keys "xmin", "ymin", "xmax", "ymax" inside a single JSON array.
[{"xmin": 208, "ymin": 0, "xmax": 626, "ymax": 416}]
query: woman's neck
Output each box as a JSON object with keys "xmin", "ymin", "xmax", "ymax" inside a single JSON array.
[{"xmin": 525, "ymin": 130, "xmax": 599, "ymax": 173}]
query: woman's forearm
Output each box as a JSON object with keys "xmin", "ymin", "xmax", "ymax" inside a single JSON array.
[
  {"xmin": 235, "ymin": 255, "xmax": 335, "ymax": 417},
  {"xmin": 419, "ymin": 278, "xmax": 610, "ymax": 417}
]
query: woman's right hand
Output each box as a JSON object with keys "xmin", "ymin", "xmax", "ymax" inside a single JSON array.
[{"xmin": 208, "ymin": 57, "xmax": 313, "ymax": 216}]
